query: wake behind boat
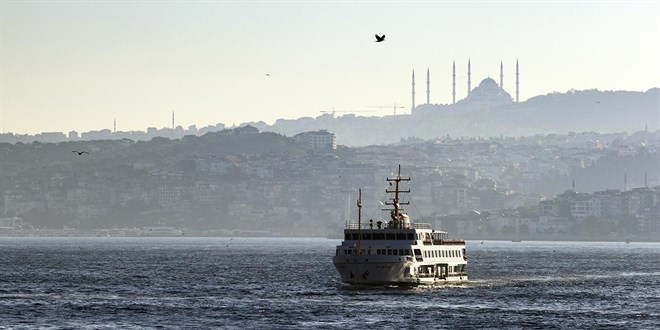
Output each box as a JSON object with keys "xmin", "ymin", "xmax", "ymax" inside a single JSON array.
[{"xmin": 332, "ymin": 166, "xmax": 468, "ymax": 285}]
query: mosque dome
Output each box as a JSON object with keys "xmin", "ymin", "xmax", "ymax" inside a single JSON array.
[{"xmin": 463, "ymin": 78, "xmax": 513, "ymax": 105}]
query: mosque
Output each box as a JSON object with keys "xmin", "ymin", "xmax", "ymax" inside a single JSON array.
[{"xmin": 411, "ymin": 60, "xmax": 520, "ymax": 115}]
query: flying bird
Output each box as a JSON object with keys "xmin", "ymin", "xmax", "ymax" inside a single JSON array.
[
  {"xmin": 265, "ymin": 74, "xmax": 270, "ymax": 76},
  {"xmin": 375, "ymin": 34, "xmax": 385, "ymax": 42},
  {"xmin": 72, "ymin": 150, "xmax": 89, "ymax": 155}
]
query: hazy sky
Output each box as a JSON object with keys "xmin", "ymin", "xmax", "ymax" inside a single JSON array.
[{"xmin": 1, "ymin": 1, "xmax": 659, "ymax": 134}]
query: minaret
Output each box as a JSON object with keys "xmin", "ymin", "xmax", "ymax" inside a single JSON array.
[
  {"xmin": 426, "ymin": 68, "xmax": 430, "ymax": 104},
  {"xmin": 172, "ymin": 110, "xmax": 174, "ymax": 130},
  {"xmin": 515, "ymin": 59, "xmax": 520, "ymax": 102},
  {"xmin": 624, "ymin": 169, "xmax": 628, "ymax": 192},
  {"xmin": 467, "ymin": 59, "xmax": 472, "ymax": 94},
  {"xmin": 452, "ymin": 61, "xmax": 456, "ymax": 104},
  {"xmin": 411, "ymin": 70, "xmax": 416, "ymax": 112},
  {"xmin": 113, "ymin": 118, "xmax": 116, "ymax": 134},
  {"xmin": 500, "ymin": 61, "xmax": 504, "ymax": 89}
]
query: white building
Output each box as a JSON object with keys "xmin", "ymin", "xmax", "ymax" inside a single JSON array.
[{"xmin": 294, "ymin": 130, "xmax": 337, "ymax": 150}]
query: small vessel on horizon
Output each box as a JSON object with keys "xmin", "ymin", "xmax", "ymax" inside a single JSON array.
[
  {"xmin": 332, "ymin": 166, "xmax": 468, "ymax": 285},
  {"xmin": 142, "ymin": 226, "xmax": 184, "ymax": 237}
]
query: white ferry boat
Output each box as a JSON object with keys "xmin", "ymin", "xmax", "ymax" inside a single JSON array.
[
  {"xmin": 333, "ymin": 166, "xmax": 468, "ymax": 285},
  {"xmin": 142, "ymin": 226, "xmax": 184, "ymax": 237}
]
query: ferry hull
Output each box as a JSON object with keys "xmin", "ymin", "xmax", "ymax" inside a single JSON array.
[{"xmin": 333, "ymin": 258, "xmax": 467, "ymax": 286}]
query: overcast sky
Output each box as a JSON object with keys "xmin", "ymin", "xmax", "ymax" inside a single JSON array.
[{"xmin": 1, "ymin": 1, "xmax": 659, "ymax": 134}]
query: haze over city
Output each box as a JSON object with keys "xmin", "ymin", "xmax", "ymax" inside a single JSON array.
[{"xmin": 1, "ymin": 1, "xmax": 659, "ymax": 135}]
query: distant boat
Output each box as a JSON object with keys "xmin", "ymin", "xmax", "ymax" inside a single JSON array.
[
  {"xmin": 143, "ymin": 226, "xmax": 184, "ymax": 237},
  {"xmin": 511, "ymin": 239, "xmax": 522, "ymax": 242}
]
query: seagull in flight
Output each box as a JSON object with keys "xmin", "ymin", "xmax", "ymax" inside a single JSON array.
[
  {"xmin": 375, "ymin": 34, "xmax": 385, "ymax": 42},
  {"xmin": 265, "ymin": 73, "xmax": 270, "ymax": 77},
  {"xmin": 72, "ymin": 150, "xmax": 89, "ymax": 155}
]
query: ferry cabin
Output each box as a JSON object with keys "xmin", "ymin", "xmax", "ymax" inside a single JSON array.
[{"xmin": 333, "ymin": 223, "xmax": 468, "ymax": 285}]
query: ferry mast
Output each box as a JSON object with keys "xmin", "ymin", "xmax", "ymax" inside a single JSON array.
[
  {"xmin": 356, "ymin": 188, "xmax": 363, "ymax": 255},
  {"xmin": 384, "ymin": 165, "xmax": 410, "ymax": 229}
]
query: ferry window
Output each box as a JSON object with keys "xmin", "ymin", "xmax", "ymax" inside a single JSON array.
[
  {"xmin": 336, "ymin": 249, "xmax": 339, "ymax": 256},
  {"xmin": 362, "ymin": 233, "xmax": 372, "ymax": 240},
  {"xmin": 407, "ymin": 233, "xmax": 414, "ymax": 240},
  {"xmin": 344, "ymin": 233, "xmax": 350, "ymax": 240},
  {"xmin": 386, "ymin": 233, "xmax": 395, "ymax": 240},
  {"xmin": 414, "ymin": 249, "xmax": 421, "ymax": 256},
  {"xmin": 396, "ymin": 233, "xmax": 406, "ymax": 240},
  {"xmin": 405, "ymin": 249, "xmax": 410, "ymax": 256},
  {"xmin": 393, "ymin": 249, "xmax": 398, "ymax": 256},
  {"xmin": 399, "ymin": 249, "xmax": 405, "ymax": 255},
  {"xmin": 373, "ymin": 233, "xmax": 385, "ymax": 240},
  {"xmin": 387, "ymin": 249, "xmax": 393, "ymax": 255}
]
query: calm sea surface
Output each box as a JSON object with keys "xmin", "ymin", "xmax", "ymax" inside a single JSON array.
[{"xmin": 0, "ymin": 237, "xmax": 658, "ymax": 329}]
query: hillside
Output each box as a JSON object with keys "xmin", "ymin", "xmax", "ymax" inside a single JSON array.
[{"xmin": 245, "ymin": 87, "xmax": 660, "ymax": 146}]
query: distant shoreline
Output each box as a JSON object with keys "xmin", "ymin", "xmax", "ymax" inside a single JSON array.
[{"xmin": 1, "ymin": 230, "xmax": 658, "ymax": 243}]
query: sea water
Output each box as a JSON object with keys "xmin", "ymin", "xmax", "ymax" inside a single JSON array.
[{"xmin": 1, "ymin": 237, "xmax": 658, "ymax": 329}]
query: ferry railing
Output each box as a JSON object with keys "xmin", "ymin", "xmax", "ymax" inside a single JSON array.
[
  {"xmin": 431, "ymin": 239, "xmax": 466, "ymax": 245},
  {"xmin": 345, "ymin": 222, "xmax": 436, "ymax": 230},
  {"xmin": 412, "ymin": 223, "xmax": 432, "ymax": 229}
]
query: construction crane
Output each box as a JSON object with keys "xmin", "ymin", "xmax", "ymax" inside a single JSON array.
[{"xmin": 367, "ymin": 103, "xmax": 405, "ymax": 116}]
